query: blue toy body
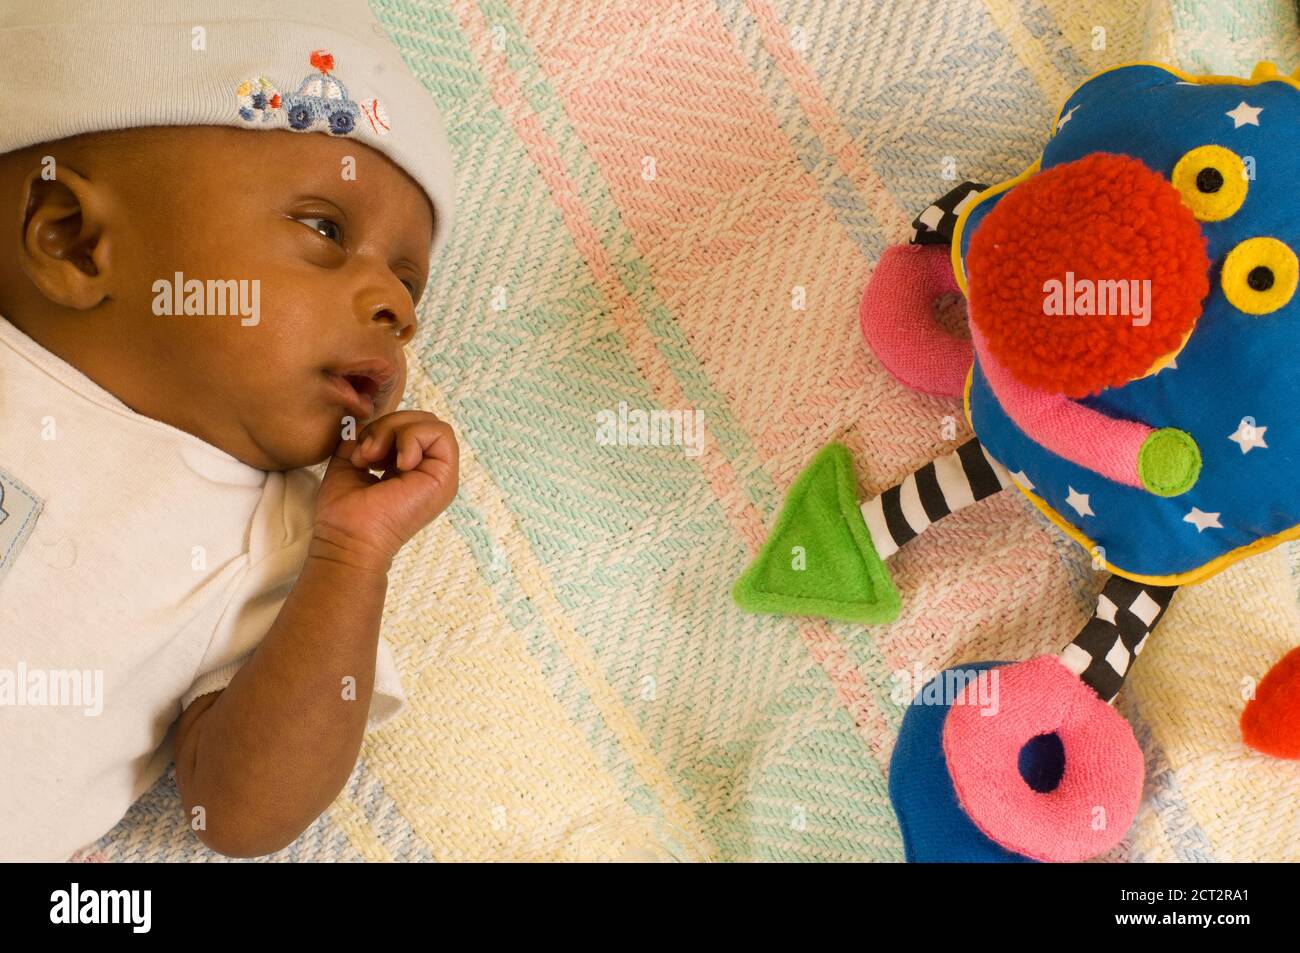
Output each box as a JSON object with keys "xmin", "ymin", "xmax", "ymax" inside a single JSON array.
[{"xmin": 959, "ymin": 64, "xmax": 1300, "ymax": 584}]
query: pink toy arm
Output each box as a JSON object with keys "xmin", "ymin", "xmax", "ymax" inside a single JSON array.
[
  {"xmin": 970, "ymin": 322, "xmax": 1149, "ymax": 489},
  {"xmin": 859, "ymin": 244, "xmax": 973, "ymax": 398}
]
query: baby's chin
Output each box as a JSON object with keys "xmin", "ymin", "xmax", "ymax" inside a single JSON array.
[
  {"xmin": 230, "ymin": 374, "xmax": 397, "ymax": 470},
  {"xmin": 239, "ymin": 409, "xmax": 355, "ymax": 472}
]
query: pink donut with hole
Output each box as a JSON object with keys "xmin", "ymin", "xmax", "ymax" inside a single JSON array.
[
  {"xmin": 859, "ymin": 243, "xmax": 972, "ymax": 399},
  {"xmin": 941, "ymin": 655, "xmax": 1145, "ymax": 863}
]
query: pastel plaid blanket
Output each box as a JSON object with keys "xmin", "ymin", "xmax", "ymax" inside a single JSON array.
[{"xmin": 81, "ymin": 0, "xmax": 1300, "ymax": 862}]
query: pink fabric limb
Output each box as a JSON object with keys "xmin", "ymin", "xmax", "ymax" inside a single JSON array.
[
  {"xmin": 941, "ymin": 655, "xmax": 1145, "ymax": 863},
  {"xmin": 970, "ymin": 322, "xmax": 1149, "ymax": 489},
  {"xmin": 859, "ymin": 243, "xmax": 972, "ymax": 398}
]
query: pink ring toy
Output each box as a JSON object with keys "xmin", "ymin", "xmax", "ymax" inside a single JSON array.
[
  {"xmin": 859, "ymin": 243, "xmax": 972, "ymax": 398},
  {"xmin": 941, "ymin": 655, "xmax": 1145, "ymax": 863}
]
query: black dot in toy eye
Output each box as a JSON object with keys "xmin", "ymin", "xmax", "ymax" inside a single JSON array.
[
  {"xmin": 1248, "ymin": 266, "xmax": 1274, "ymax": 291},
  {"xmin": 1196, "ymin": 167, "xmax": 1224, "ymax": 193}
]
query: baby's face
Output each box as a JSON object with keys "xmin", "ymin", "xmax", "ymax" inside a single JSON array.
[{"xmin": 14, "ymin": 126, "xmax": 434, "ymax": 471}]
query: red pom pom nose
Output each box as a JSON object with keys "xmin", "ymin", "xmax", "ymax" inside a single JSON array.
[{"xmin": 967, "ymin": 153, "xmax": 1211, "ymax": 398}]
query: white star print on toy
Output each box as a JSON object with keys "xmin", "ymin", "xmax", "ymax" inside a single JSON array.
[
  {"xmin": 1228, "ymin": 417, "xmax": 1268, "ymax": 453},
  {"xmin": 1057, "ymin": 105, "xmax": 1080, "ymax": 130},
  {"xmin": 1185, "ymin": 507, "xmax": 1223, "ymax": 532},
  {"xmin": 1010, "ymin": 470, "xmax": 1034, "ymax": 491},
  {"xmin": 1066, "ymin": 486, "xmax": 1094, "ymax": 517},
  {"xmin": 1226, "ymin": 101, "xmax": 1262, "ymax": 128}
]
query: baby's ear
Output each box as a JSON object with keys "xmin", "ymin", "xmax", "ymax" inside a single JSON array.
[{"xmin": 15, "ymin": 161, "xmax": 113, "ymax": 310}]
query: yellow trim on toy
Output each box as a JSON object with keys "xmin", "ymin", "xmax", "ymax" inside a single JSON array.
[
  {"xmin": 950, "ymin": 164, "xmax": 1037, "ymax": 297},
  {"xmin": 1139, "ymin": 328, "xmax": 1192, "ymax": 379},
  {"xmin": 962, "ymin": 367, "xmax": 1300, "ymax": 586}
]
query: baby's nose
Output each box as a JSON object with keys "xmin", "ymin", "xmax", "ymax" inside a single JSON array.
[
  {"xmin": 966, "ymin": 152, "xmax": 1211, "ymax": 398},
  {"xmin": 370, "ymin": 302, "xmax": 416, "ymax": 343}
]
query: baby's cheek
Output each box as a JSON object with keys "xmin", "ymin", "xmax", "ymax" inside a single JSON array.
[{"xmin": 385, "ymin": 366, "xmax": 408, "ymax": 415}]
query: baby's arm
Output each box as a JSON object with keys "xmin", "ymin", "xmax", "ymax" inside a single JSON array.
[
  {"xmin": 174, "ymin": 411, "xmax": 459, "ymax": 857},
  {"xmin": 174, "ymin": 538, "xmax": 390, "ymax": 857}
]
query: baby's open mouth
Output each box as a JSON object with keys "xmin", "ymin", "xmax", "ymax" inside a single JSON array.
[
  {"xmin": 344, "ymin": 373, "xmax": 380, "ymax": 398},
  {"xmin": 323, "ymin": 359, "xmax": 397, "ymax": 419}
]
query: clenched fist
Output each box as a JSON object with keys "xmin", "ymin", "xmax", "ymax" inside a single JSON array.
[{"xmin": 310, "ymin": 410, "xmax": 459, "ymax": 572}]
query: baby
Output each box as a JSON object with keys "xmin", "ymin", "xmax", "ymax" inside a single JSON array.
[{"xmin": 0, "ymin": 1, "xmax": 458, "ymax": 860}]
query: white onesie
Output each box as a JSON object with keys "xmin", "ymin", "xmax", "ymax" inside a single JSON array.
[{"xmin": 0, "ymin": 312, "xmax": 406, "ymax": 862}]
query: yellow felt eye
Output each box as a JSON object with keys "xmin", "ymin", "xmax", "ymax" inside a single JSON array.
[
  {"xmin": 1171, "ymin": 145, "xmax": 1248, "ymax": 221},
  {"xmin": 1221, "ymin": 237, "xmax": 1298, "ymax": 315}
]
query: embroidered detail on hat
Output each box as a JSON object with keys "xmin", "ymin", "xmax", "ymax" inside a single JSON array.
[
  {"xmin": 235, "ymin": 50, "xmax": 384, "ymax": 138},
  {"xmin": 236, "ymin": 77, "xmax": 282, "ymax": 123},
  {"xmin": 359, "ymin": 97, "xmax": 391, "ymax": 136}
]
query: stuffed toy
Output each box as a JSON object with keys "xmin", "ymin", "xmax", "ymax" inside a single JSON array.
[{"xmin": 733, "ymin": 60, "xmax": 1300, "ymax": 862}]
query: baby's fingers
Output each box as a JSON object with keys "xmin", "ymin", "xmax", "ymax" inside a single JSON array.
[
  {"xmin": 349, "ymin": 417, "xmax": 402, "ymax": 468},
  {"xmin": 348, "ymin": 412, "xmax": 451, "ymax": 471},
  {"xmin": 395, "ymin": 428, "xmax": 424, "ymax": 470},
  {"xmin": 389, "ymin": 420, "xmax": 455, "ymax": 471}
]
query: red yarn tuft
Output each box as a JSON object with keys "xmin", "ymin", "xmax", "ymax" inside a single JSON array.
[
  {"xmin": 966, "ymin": 153, "xmax": 1210, "ymax": 398},
  {"xmin": 1241, "ymin": 646, "xmax": 1300, "ymax": 759},
  {"xmin": 310, "ymin": 49, "xmax": 335, "ymax": 74}
]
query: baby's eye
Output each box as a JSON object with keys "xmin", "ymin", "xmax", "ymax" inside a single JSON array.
[
  {"xmin": 400, "ymin": 278, "xmax": 418, "ymax": 298},
  {"xmin": 296, "ymin": 216, "xmax": 344, "ymax": 244}
]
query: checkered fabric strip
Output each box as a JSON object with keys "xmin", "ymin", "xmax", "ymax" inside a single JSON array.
[
  {"xmin": 1061, "ymin": 576, "xmax": 1179, "ymax": 702},
  {"xmin": 909, "ymin": 180, "xmax": 988, "ymax": 245},
  {"xmin": 860, "ymin": 438, "xmax": 1011, "ymax": 559}
]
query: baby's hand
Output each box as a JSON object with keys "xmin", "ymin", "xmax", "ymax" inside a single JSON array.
[{"xmin": 311, "ymin": 411, "xmax": 460, "ymax": 571}]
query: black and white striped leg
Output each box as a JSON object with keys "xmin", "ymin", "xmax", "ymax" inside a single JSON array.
[
  {"xmin": 910, "ymin": 180, "xmax": 989, "ymax": 245},
  {"xmin": 1059, "ymin": 575, "xmax": 1179, "ymax": 703},
  {"xmin": 859, "ymin": 437, "xmax": 1011, "ymax": 559}
]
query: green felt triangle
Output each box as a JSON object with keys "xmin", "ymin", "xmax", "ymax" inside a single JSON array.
[{"xmin": 733, "ymin": 442, "xmax": 901, "ymax": 624}]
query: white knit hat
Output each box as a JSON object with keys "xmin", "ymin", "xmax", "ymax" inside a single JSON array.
[{"xmin": 0, "ymin": 0, "xmax": 456, "ymax": 262}]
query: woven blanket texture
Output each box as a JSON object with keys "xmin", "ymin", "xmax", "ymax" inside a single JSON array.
[{"xmin": 76, "ymin": 0, "xmax": 1300, "ymax": 862}]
